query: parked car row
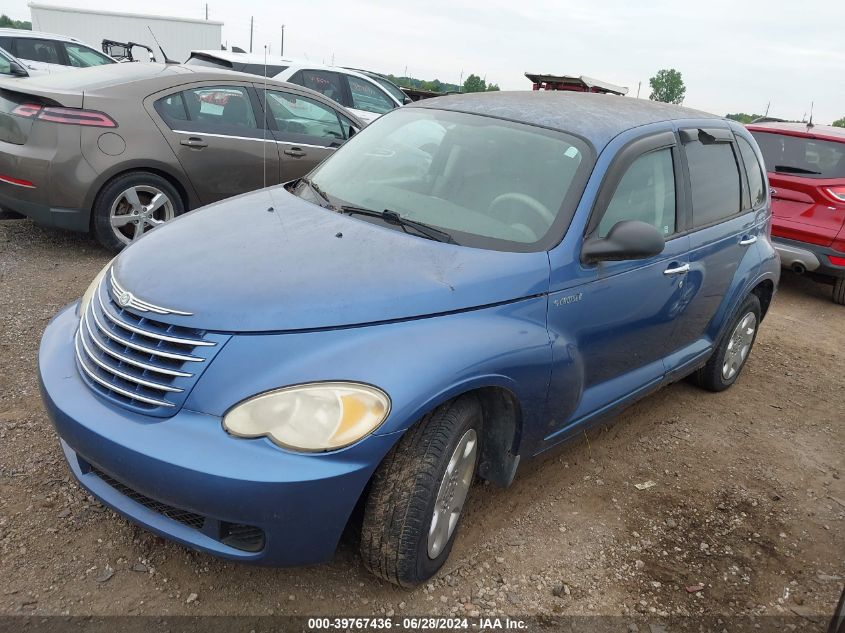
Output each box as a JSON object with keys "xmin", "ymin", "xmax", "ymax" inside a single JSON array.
[{"xmin": 0, "ymin": 61, "xmax": 362, "ymax": 249}]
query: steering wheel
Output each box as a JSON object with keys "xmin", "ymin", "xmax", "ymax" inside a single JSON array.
[{"xmin": 487, "ymin": 193, "xmax": 555, "ymax": 238}]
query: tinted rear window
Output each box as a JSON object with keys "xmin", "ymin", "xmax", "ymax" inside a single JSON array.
[
  {"xmin": 751, "ymin": 131, "xmax": 845, "ymax": 179},
  {"xmin": 686, "ymin": 140, "xmax": 742, "ymax": 227}
]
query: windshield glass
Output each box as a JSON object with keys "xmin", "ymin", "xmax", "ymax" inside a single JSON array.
[
  {"xmin": 304, "ymin": 108, "xmax": 592, "ymax": 251},
  {"xmin": 751, "ymin": 131, "xmax": 845, "ymax": 179}
]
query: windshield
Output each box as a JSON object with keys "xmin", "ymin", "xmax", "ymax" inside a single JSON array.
[
  {"xmin": 751, "ymin": 131, "xmax": 845, "ymax": 179},
  {"xmin": 303, "ymin": 108, "xmax": 592, "ymax": 251}
]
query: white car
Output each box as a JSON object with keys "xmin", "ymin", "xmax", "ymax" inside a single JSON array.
[
  {"xmin": 187, "ymin": 51, "xmax": 403, "ymax": 124},
  {"xmin": 0, "ymin": 28, "xmax": 116, "ymax": 75}
]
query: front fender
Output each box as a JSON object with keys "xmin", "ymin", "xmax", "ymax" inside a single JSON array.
[{"xmin": 186, "ymin": 297, "xmax": 552, "ymax": 450}]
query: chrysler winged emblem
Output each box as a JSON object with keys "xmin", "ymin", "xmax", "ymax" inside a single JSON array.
[{"xmin": 109, "ymin": 269, "xmax": 193, "ymax": 316}]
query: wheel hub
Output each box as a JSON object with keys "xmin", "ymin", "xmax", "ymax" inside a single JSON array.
[
  {"xmin": 427, "ymin": 428, "xmax": 478, "ymax": 559},
  {"xmin": 722, "ymin": 312, "xmax": 757, "ymax": 380}
]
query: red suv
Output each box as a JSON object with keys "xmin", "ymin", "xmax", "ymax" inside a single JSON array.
[{"xmin": 747, "ymin": 122, "xmax": 845, "ymax": 304}]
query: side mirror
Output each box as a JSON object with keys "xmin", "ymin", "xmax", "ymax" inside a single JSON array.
[
  {"xmin": 582, "ymin": 220, "xmax": 665, "ymax": 263},
  {"xmin": 403, "ymin": 96, "xmax": 413, "ymax": 105},
  {"xmin": 8, "ymin": 61, "xmax": 28, "ymax": 77}
]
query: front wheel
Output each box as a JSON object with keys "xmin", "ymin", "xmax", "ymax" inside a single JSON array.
[
  {"xmin": 92, "ymin": 172, "xmax": 184, "ymax": 251},
  {"xmin": 694, "ymin": 294, "xmax": 761, "ymax": 392},
  {"xmin": 360, "ymin": 395, "xmax": 481, "ymax": 587}
]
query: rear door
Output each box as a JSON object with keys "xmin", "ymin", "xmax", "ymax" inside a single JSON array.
[
  {"xmin": 8, "ymin": 37, "xmax": 65, "ymax": 73},
  {"xmin": 750, "ymin": 130, "xmax": 845, "ymax": 247},
  {"xmin": 671, "ymin": 127, "xmax": 764, "ymax": 363},
  {"xmin": 343, "ymin": 73, "xmax": 398, "ymax": 123},
  {"xmin": 150, "ymin": 83, "xmax": 281, "ymax": 204},
  {"xmin": 255, "ymin": 86, "xmax": 346, "ymax": 181}
]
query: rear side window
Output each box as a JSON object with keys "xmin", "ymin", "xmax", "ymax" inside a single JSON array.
[
  {"xmin": 347, "ymin": 75, "xmax": 396, "ymax": 114},
  {"xmin": 751, "ymin": 131, "xmax": 845, "ymax": 179},
  {"xmin": 240, "ymin": 63, "xmax": 287, "ymax": 77},
  {"xmin": 736, "ymin": 137, "xmax": 766, "ymax": 207},
  {"xmin": 185, "ymin": 55, "xmax": 233, "ymax": 70},
  {"xmin": 15, "ymin": 38, "xmax": 62, "ymax": 65},
  {"xmin": 598, "ymin": 148, "xmax": 676, "ymax": 238},
  {"xmin": 686, "ymin": 141, "xmax": 742, "ymax": 227},
  {"xmin": 155, "ymin": 86, "xmax": 257, "ymax": 131},
  {"xmin": 291, "ymin": 70, "xmax": 346, "ymax": 105}
]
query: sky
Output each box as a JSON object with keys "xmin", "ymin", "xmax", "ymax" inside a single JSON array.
[{"xmin": 5, "ymin": 0, "xmax": 843, "ymax": 124}]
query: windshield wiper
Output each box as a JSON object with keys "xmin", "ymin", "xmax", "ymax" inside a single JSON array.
[
  {"xmin": 774, "ymin": 165, "xmax": 822, "ymax": 175},
  {"xmin": 340, "ymin": 206, "xmax": 457, "ymax": 244},
  {"xmin": 300, "ymin": 177, "xmax": 334, "ymax": 208}
]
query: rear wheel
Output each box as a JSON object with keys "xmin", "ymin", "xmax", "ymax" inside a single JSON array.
[
  {"xmin": 92, "ymin": 172, "xmax": 184, "ymax": 251},
  {"xmin": 360, "ymin": 395, "xmax": 481, "ymax": 587},
  {"xmin": 833, "ymin": 278, "xmax": 845, "ymax": 306},
  {"xmin": 694, "ymin": 294, "xmax": 761, "ymax": 392}
]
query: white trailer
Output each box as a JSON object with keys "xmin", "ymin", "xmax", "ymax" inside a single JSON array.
[{"xmin": 28, "ymin": 3, "xmax": 222, "ymax": 64}]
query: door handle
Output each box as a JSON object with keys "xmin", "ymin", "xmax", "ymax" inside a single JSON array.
[
  {"xmin": 283, "ymin": 147, "xmax": 306, "ymax": 157},
  {"xmin": 739, "ymin": 235, "xmax": 757, "ymax": 246},
  {"xmin": 663, "ymin": 263, "xmax": 690, "ymax": 275},
  {"xmin": 180, "ymin": 137, "xmax": 207, "ymax": 149}
]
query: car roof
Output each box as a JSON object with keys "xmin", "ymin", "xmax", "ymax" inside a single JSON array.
[
  {"xmin": 410, "ymin": 91, "xmax": 721, "ymax": 149},
  {"xmin": 190, "ymin": 50, "xmax": 386, "ymax": 82},
  {"xmin": 747, "ymin": 121, "xmax": 845, "ymax": 143},
  {"xmin": 0, "ymin": 27, "xmax": 83, "ymax": 44}
]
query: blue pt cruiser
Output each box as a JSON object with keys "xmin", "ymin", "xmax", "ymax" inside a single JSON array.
[{"xmin": 39, "ymin": 92, "xmax": 779, "ymax": 586}]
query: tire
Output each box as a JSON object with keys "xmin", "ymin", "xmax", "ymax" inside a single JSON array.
[
  {"xmin": 360, "ymin": 395, "xmax": 482, "ymax": 587},
  {"xmin": 92, "ymin": 171, "xmax": 184, "ymax": 252},
  {"xmin": 694, "ymin": 294, "xmax": 761, "ymax": 392},
  {"xmin": 833, "ymin": 278, "xmax": 845, "ymax": 306}
]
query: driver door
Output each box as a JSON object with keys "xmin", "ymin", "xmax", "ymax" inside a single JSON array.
[{"xmin": 543, "ymin": 131, "xmax": 691, "ymax": 444}]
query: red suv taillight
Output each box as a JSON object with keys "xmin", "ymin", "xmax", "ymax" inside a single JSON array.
[
  {"xmin": 11, "ymin": 103, "xmax": 117, "ymax": 128},
  {"xmin": 821, "ymin": 186, "xmax": 845, "ymax": 204}
]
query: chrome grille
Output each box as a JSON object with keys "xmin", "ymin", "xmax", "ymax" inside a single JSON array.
[{"xmin": 74, "ymin": 276, "xmax": 228, "ymax": 416}]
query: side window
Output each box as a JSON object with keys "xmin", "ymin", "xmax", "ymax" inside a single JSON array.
[
  {"xmin": 686, "ymin": 140, "xmax": 742, "ymax": 227},
  {"xmin": 154, "ymin": 92, "xmax": 189, "ymax": 124},
  {"xmin": 736, "ymin": 136, "xmax": 766, "ymax": 208},
  {"xmin": 15, "ymin": 38, "xmax": 62, "ymax": 65},
  {"xmin": 0, "ymin": 37, "xmax": 12, "ymax": 54},
  {"xmin": 346, "ymin": 75, "xmax": 395, "ymax": 114},
  {"xmin": 598, "ymin": 148, "xmax": 676, "ymax": 238},
  {"xmin": 294, "ymin": 70, "xmax": 346, "ymax": 106},
  {"xmin": 265, "ymin": 90, "xmax": 344, "ymax": 144},
  {"xmin": 0, "ymin": 52, "xmax": 11, "ymax": 76},
  {"xmin": 63, "ymin": 43, "xmax": 113, "ymax": 67},
  {"xmin": 241, "ymin": 63, "xmax": 287, "ymax": 77},
  {"xmin": 182, "ymin": 86, "xmax": 257, "ymax": 129}
]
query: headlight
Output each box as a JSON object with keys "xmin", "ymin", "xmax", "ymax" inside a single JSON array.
[
  {"xmin": 223, "ymin": 382, "xmax": 391, "ymax": 452},
  {"xmin": 79, "ymin": 259, "xmax": 114, "ymax": 316}
]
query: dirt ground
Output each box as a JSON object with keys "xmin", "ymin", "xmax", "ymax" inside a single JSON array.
[{"xmin": 1, "ymin": 218, "xmax": 843, "ymax": 625}]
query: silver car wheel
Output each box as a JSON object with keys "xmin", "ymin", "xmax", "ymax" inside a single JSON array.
[
  {"xmin": 427, "ymin": 428, "xmax": 477, "ymax": 559},
  {"xmin": 109, "ymin": 185, "xmax": 175, "ymax": 245},
  {"xmin": 722, "ymin": 312, "xmax": 757, "ymax": 380}
]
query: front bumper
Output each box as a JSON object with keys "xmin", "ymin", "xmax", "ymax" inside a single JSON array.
[
  {"xmin": 773, "ymin": 236, "xmax": 845, "ymax": 279},
  {"xmin": 39, "ymin": 304, "xmax": 398, "ymax": 566}
]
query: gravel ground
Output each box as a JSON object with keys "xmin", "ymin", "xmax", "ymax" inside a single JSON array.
[{"xmin": 1, "ymin": 218, "xmax": 843, "ymax": 624}]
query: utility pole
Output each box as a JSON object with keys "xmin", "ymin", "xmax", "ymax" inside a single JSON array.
[
  {"xmin": 636, "ymin": 81, "xmax": 641, "ymax": 98},
  {"xmin": 459, "ymin": 69, "xmax": 464, "ymax": 91},
  {"xmin": 205, "ymin": 3, "xmax": 208, "ymax": 19},
  {"xmin": 280, "ymin": 25, "xmax": 285, "ymax": 56},
  {"xmin": 249, "ymin": 16, "xmax": 254, "ymax": 53}
]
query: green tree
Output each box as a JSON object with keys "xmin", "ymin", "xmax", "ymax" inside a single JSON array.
[
  {"xmin": 649, "ymin": 69, "xmax": 686, "ymax": 105},
  {"xmin": 462, "ymin": 74, "xmax": 487, "ymax": 93},
  {"xmin": 486, "ymin": 83, "xmax": 500, "ymax": 91},
  {"xmin": 833, "ymin": 117, "xmax": 845, "ymax": 128},
  {"xmin": 0, "ymin": 14, "xmax": 32, "ymax": 29},
  {"xmin": 726, "ymin": 113, "xmax": 763, "ymax": 124}
]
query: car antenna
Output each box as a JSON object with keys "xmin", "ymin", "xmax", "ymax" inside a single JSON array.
[
  {"xmin": 262, "ymin": 45, "xmax": 268, "ymax": 190},
  {"xmin": 147, "ymin": 26, "xmax": 177, "ymax": 64}
]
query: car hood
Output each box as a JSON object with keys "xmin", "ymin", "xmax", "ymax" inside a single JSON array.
[{"xmin": 114, "ymin": 187, "xmax": 551, "ymax": 332}]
